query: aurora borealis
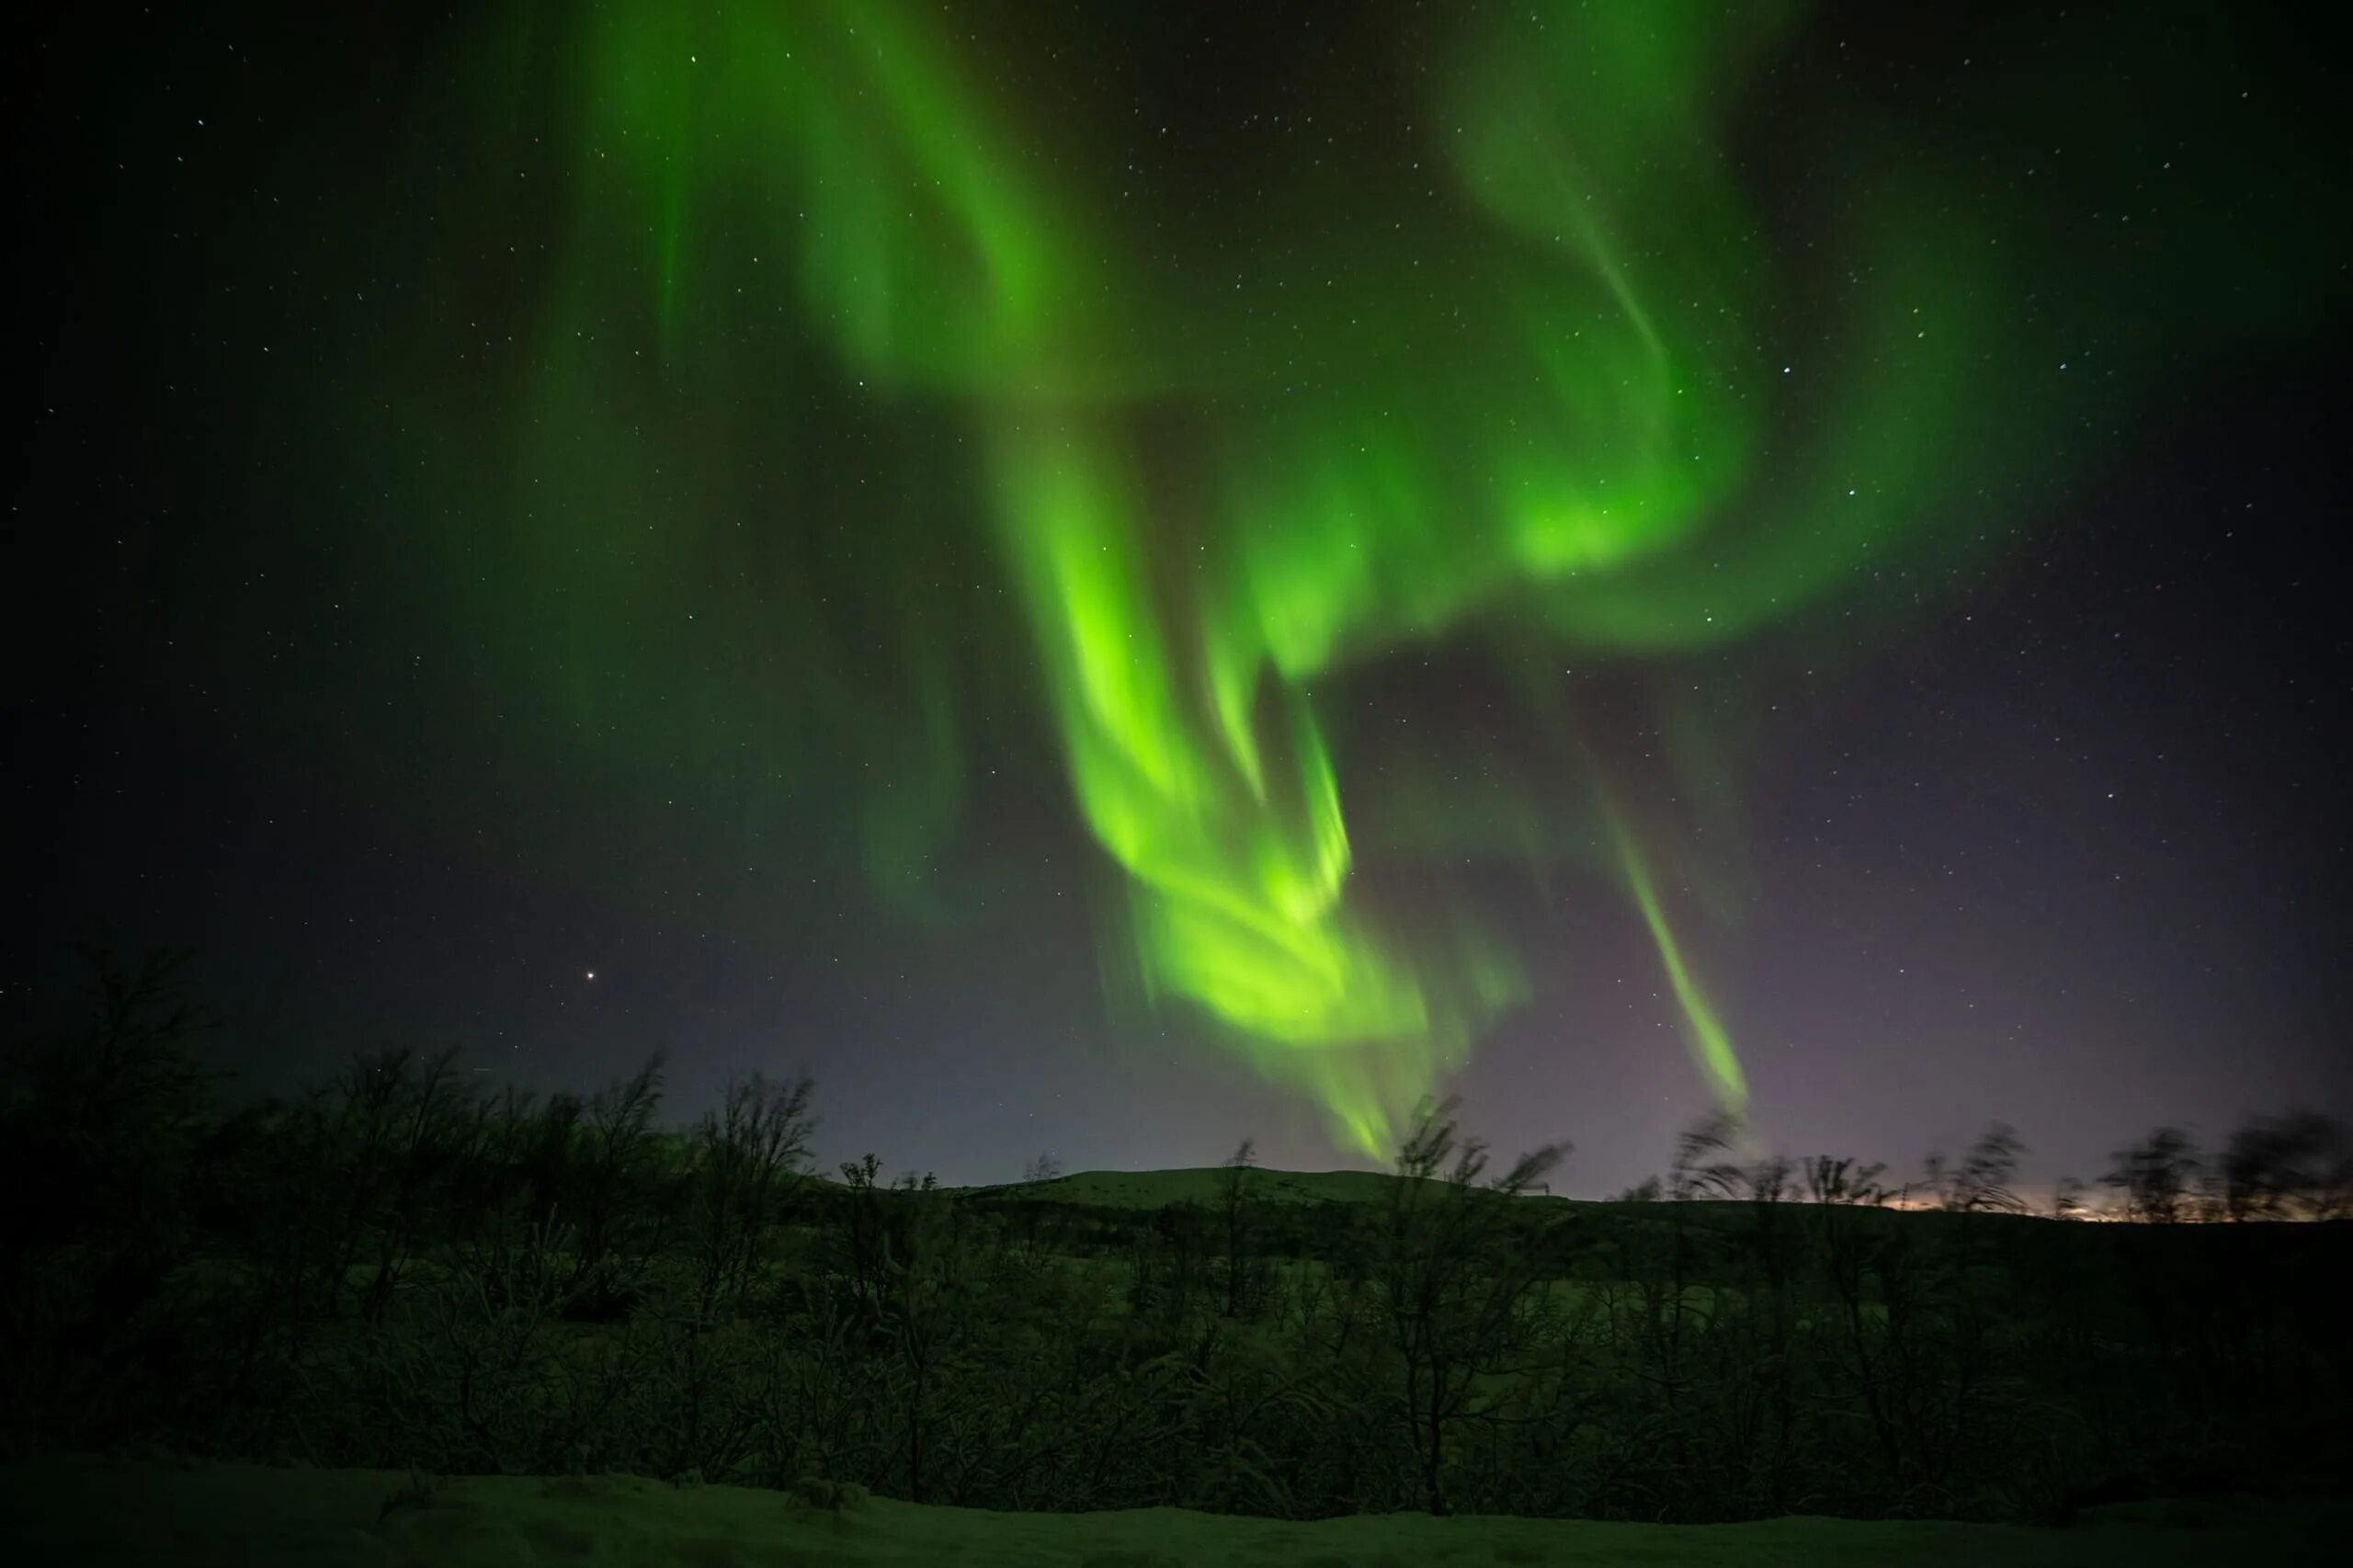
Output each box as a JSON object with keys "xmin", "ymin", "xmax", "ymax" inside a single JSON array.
[{"xmin": 17, "ymin": 0, "xmax": 2353, "ymax": 1184}]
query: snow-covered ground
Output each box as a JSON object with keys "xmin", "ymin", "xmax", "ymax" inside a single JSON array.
[{"xmin": 3, "ymin": 1455, "xmax": 2342, "ymax": 1566}]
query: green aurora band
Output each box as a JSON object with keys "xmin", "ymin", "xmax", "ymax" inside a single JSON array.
[{"xmin": 360, "ymin": 0, "xmax": 2338, "ymax": 1156}]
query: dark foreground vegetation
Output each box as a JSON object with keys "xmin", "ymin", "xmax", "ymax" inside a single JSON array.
[{"xmin": 5, "ymin": 949, "xmax": 2348, "ymax": 1526}]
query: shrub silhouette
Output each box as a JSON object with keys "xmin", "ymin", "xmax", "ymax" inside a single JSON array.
[{"xmin": 5, "ymin": 950, "xmax": 2348, "ymax": 1524}]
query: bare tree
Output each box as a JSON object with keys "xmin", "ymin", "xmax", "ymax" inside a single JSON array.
[
  {"xmin": 835, "ymin": 1153, "xmax": 892, "ymax": 1329},
  {"xmin": 1802, "ymin": 1153, "xmax": 1918, "ymax": 1488},
  {"xmin": 1940, "ymin": 1122, "xmax": 2028, "ymax": 1213},
  {"xmin": 1380, "ymin": 1096, "xmax": 1568, "ymax": 1515},
  {"xmin": 0, "ymin": 944, "xmax": 222, "ymax": 1448},
  {"xmin": 1669, "ymin": 1113, "xmax": 1744, "ymax": 1202},
  {"xmin": 879, "ymin": 1168, "xmax": 959, "ymax": 1505},
  {"xmin": 564, "ymin": 1053, "xmax": 668, "ymax": 1309},
  {"xmin": 688, "ymin": 1073, "xmax": 817, "ymax": 1316},
  {"xmin": 2051, "ymin": 1176, "xmax": 2087, "ymax": 1221},
  {"xmin": 2102, "ymin": 1127, "xmax": 2202, "ymax": 1223},
  {"xmin": 1210, "ymin": 1137, "xmax": 1276, "ymax": 1321},
  {"xmin": 351, "ymin": 1045, "xmax": 475, "ymax": 1322},
  {"xmin": 1804, "ymin": 1154, "xmax": 1887, "ymax": 1209},
  {"xmin": 2222, "ymin": 1111, "xmax": 2351, "ymax": 1221},
  {"xmin": 1743, "ymin": 1153, "xmax": 1795, "ymax": 1204}
]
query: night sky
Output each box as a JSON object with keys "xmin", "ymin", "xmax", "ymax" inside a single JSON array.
[{"xmin": 15, "ymin": 0, "xmax": 2350, "ymax": 1194}]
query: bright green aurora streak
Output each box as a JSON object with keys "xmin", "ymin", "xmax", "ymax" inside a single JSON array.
[{"xmin": 378, "ymin": 0, "xmax": 2336, "ymax": 1157}]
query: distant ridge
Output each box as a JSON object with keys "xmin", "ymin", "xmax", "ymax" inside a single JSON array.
[{"xmin": 958, "ymin": 1166, "xmax": 1578, "ymax": 1209}]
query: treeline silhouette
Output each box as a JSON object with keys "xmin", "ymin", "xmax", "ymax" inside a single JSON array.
[{"xmin": 4, "ymin": 948, "xmax": 2347, "ymax": 1523}]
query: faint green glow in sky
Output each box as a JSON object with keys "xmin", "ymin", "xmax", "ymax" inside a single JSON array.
[
  {"xmin": 379, "ymin": 0, "xmax": 2336, "ymax": 1157},
  {"xmin": 1605, "ymin": 797, "xmax": 1748, "ymax": 1116}
]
